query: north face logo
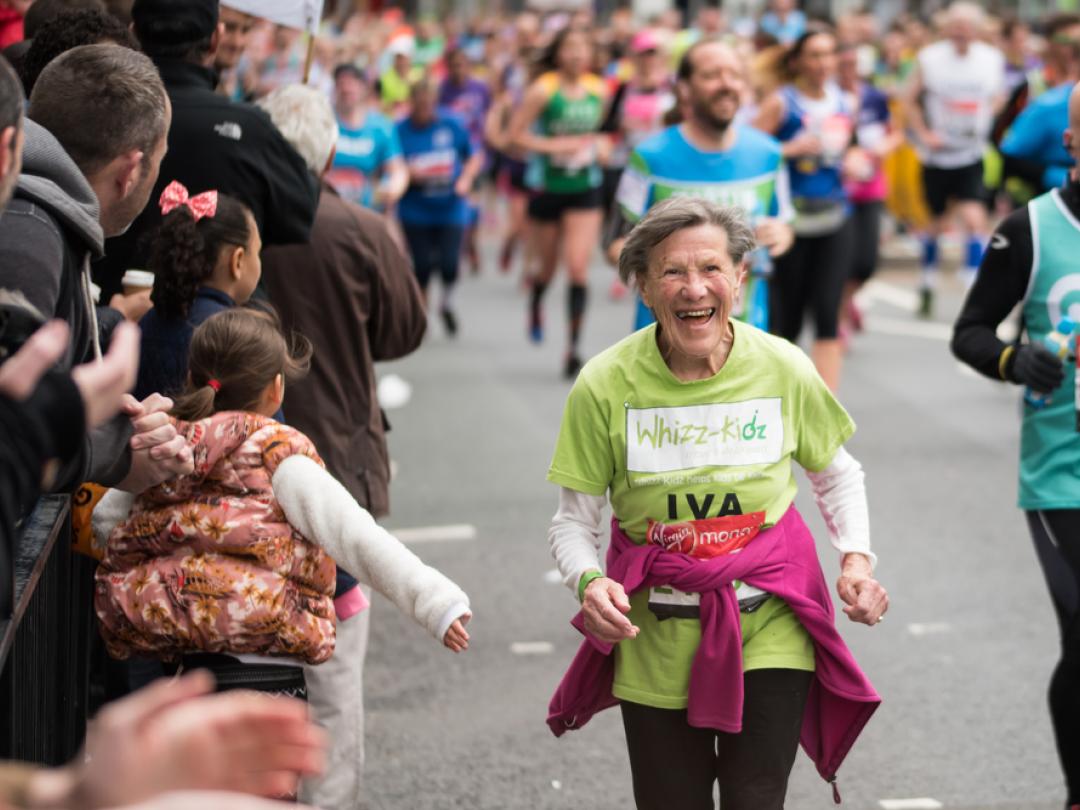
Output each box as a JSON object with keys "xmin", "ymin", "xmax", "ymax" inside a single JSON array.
[{"xmin": 214, "ymin": 121, "xmax": 242, "ymax": 141}]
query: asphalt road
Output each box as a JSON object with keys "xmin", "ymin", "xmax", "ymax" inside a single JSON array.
[{"xmin": 354, "ymin": 243, "xmax": 1066, "ymax": 810}]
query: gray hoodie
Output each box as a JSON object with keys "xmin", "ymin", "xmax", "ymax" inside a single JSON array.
[
  {"xmin": 0, "ymin": 119, "xmax": 130, "ymax": 489},
  {"xmin": 0, "ymin": 119, "xmax": 104, "ymax": 368}
]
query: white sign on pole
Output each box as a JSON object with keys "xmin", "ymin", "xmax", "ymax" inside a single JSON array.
[{"xmin": 221, "ymin": 0, "xmax": 324, "ymax": 35}]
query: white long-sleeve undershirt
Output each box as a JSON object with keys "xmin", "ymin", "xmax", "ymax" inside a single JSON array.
[{"xmin": 547, "ymin": 446, "xmax": 875, "ymax": 597}]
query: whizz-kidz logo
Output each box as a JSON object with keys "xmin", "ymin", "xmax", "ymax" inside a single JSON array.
[{"xmin": 625, "ymin": 399, "xmax": 783, "ymax": 473}]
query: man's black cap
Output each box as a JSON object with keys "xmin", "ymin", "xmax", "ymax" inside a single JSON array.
[{"xmin": 131, "ymin": 0, "xmax": 219, "ymax": 46}]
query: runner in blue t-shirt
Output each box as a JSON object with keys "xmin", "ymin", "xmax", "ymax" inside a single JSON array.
[
  {"xmin": 1001, "ymin": 81, "xmax": 1074, "ymax": 193},
  {"xmin": 607, "ymin": 40, "xmax": 793, "ymax": 333},
  {"xmin": 439, "ymin": 47, "xmax": 493, "ymax": 275},
  {"xmin": 327, "ymin": 64, "xmax": 408, "ymax": 211},
  {"xmin": 396, "ymin": 78, "xmax": 484, "ymax": 337}
]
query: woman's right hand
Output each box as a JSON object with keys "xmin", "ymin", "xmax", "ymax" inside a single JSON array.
[
  {"xmin": 552, "ymin": 134, "xmax": 594, "ymax": 156},
  {"xmin": 784, "ymin": 131, "xmax": 823, "ymax": 158},
  {"xmin": 582, "ymin": 577, "xmax": 639, "ymax": 644}
]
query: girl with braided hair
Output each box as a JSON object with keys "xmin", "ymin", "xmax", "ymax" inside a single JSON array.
[{"xmin": 134, "ymin": 181, "xmax": 261, "ymax": 400}]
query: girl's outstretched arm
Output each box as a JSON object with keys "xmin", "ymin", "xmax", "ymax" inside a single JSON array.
[{"xmin": 272, "ymin": 455, "xmax": 471, "ymax": 645}]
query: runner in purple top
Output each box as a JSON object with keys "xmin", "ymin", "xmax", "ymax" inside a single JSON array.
[{"xmin": 439, "ymin": 47, "xmax": 492, "ymax": 275}]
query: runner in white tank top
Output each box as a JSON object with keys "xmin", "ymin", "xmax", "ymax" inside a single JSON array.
[{"xmin": 903, "ymin": 1, "xmax": 1006, "ymax": 318}]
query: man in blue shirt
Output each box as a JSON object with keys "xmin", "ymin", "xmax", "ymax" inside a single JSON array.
[
  {"xmin": 1000, "ymin": 38, "xmax": 1080, "ymax": 193},
  {"xmin": 607, "ymin": 39, "xmax": 793, "ymax": 330},
  {"xmin": 327, "ymin": 64, "xmax": 408, "ymax": 211}
]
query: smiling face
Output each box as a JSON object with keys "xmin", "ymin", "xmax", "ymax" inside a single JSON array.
[
  {"xmin": 640, "ymin": 223, "xmax": 748, "ymax": 378},
  {"xmin": 682, "ymin": 41, "xmax": 745, "ymax": 133},
  {"xmin": 217, "ymin": 7, "xmax": 256, "ymax": 71}
]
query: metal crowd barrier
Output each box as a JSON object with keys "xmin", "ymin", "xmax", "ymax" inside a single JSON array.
[{"xmin": 0, "ymin": 495, "xmax": 93, "ymax": 765}]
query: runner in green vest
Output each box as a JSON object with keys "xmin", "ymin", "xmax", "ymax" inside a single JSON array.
[{"xmin": 509, "ymin": 27, "xmax": 609, "ymax": 379}]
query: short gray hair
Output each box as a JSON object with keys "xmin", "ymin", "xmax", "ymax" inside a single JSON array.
[
  {"xmin": 29, "ymin": 44, "xmax": 167, "ymax": 177},
  {"xmin": 618, "ymin": 197, "xmax": 757, "ymax": 285},
  {"xmin": 257, "ymin": 84, "xmax": 338, "ymax": 176}
]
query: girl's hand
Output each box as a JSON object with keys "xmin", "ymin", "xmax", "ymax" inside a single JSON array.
[{"xmin": 443, "ymin": 614, "xmax": 471, "ymax": 652}]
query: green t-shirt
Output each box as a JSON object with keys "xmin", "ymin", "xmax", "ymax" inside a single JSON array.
[{"xmin": 547, "ymin": 321, "xmax": 855, "ymax": 708}]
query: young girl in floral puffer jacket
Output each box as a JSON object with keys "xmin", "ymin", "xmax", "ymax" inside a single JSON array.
[{"xmin": 94, "ymin": 307, "xmax": 471, "ymax": 667}]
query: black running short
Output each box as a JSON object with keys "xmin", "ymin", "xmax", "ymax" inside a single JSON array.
[
  {"xmin": 527, "ymin": 187, "xmax": 604, "ymax": 222},
  {"xmin": 921, "ymin": 160, "xmax": 985, "ymax": 216}
]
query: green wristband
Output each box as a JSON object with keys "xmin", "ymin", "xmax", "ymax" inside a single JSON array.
[{"xmin": 578, "ymin": 570, "xmax": 605, "ymax": 603}]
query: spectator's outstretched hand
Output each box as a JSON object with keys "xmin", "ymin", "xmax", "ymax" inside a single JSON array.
[
  {"xmin": 29, "ymin": 671, "xmax": 327, "ymax": 808},
  {"xmin": 0, "ymin": 320, "xmax": 140, "ymax": 429}
]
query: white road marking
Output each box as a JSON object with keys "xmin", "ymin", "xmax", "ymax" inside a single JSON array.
[
  {"xmin": 907, "ymin": 622, "xmax": 952, "ymax": 637},
  {"xmin": 511, "ymin": 641, "xmax": 554, "ymax": 655},
  {"xmin": 393, "ymin": 524, "xmax": 477, "ymax": 544},
  {"xmin": 864, "ymin": 315, "xmax": 953, "ymax": 342},
  {"xmin": 879, "ymin": 800, "xmax": 943, "ymax": 810},
  {"xmin": 860, "ymin": 279, "xmax": 920, "ymax": 312},
  {"xmin": 543, "ymin": 569, "xmax": 563, "ymax": 584},
  {"xmin": 551, "ymin": 780, "xmax": 562, "ymax": 790},
  {"xmin": 955, "ymin": 362, "xmax": 980, "ymax": 379}
]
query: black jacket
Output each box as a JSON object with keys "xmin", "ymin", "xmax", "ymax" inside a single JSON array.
[
  {"xmin": 94, "ymin": 59, "xmax": 319, "ymax": 298},
  {"xmin": 0, "ymin": 372, "xmax": 84, "ymax": 619}
]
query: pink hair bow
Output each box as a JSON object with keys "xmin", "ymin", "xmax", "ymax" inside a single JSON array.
[{"xmin": 159, "ymin": 180, "xmax": 218, "ymax": 222}]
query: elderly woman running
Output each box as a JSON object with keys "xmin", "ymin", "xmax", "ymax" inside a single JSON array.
[{"xmin": 545, "ymin": 197, "xmax": 887, "ymax": 809}]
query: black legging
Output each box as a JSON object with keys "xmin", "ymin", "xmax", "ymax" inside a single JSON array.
[
  {"xmin": 620, "ymin": 668, "xmax": 813, "ymax": 810},
  {"xmin": 1026, "ymin": 510, "xmax": 1080, "ymax": 805},
  {"xmin": 770, "ymin": 218, "xmax": 853, "ymax": 342},
  {"xmin": 850, "ymin": 201, "xmax": 883, "ymax": 284}
]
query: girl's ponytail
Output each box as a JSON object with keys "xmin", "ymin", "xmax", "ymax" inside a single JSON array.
[
  {"xmin": 170, "ymin": 307, "xmax": 311, "ymax": 422},
  {"xmin": 170, "ymin": 382, "xmax": 218, "ymax": 422}
]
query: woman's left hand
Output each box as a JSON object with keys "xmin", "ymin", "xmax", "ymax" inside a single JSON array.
[{"xmin": 836, "ymin": 553, "xmax": 888, "ymax": 626}]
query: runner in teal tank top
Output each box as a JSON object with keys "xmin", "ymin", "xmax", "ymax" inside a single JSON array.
[
  {"xmin": 606, "ymin": 40, "xmax": 793, "ymax": 334},
  {"xmin": 953, "ymin": 97, "xmax": 1080, "ymax": 800},
  {"xmin": 509, "ymin": 27, "xmax": 610, "ymax": 379}
]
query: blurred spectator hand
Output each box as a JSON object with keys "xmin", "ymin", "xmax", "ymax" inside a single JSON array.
[
  {"xmin": 25, "ymin": 671, "xmax": 327, "ymax": 808},
  {"xmin": 117, "ymin": 392, "xmax": 195, "ymax": 493}
]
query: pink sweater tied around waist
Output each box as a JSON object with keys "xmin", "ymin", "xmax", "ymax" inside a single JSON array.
[{"xmin": 546, "ymin": 506, "xmax": 880, "ymax": 783}]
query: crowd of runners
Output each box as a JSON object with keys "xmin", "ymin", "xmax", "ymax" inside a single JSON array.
[{"xmin": 226, "ymin": 0, "xmax": 1068, "ymax": 390}]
